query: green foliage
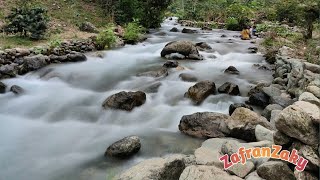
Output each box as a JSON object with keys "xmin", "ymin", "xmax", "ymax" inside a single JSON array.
[
  {"xmin": 95, "ymin": 25, "xmax": 117, "ymax": 50},
  {"xmin": 4, "ymin": 6, "xmax": 48, "ymax": 40},
  {"xmin": 123, "ymin": 21, "xmax": 144, "ymax": 44},
  {"xmin": 226, "ymin": 17, "xmax": 240, "ymax": 31},
  {"xmin": 48, "ymin": 39, "xmax": 62, "ymax": 49}
]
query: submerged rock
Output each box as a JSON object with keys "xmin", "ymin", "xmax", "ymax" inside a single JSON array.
[
  {"xmin": 169, "ymin": 27, "xmax": 179, "ymax": 32},
  {"xmin": 182, "ymin": 28, "xmax": 197, "ymax": 34},
  {"xmin": 10, "ymin": 85, "xmax": 24, "ymax": 95},
  {"xmin": 105, "ymin": 136, "xmax": 141, "ymax": 158},
  {"xmin": 161, "ymin": 41, "xmax": 202, "ymax": 60},
  {"xmin": 185, "ymin": 81, "xmax": 216, "ymax": 104},
  {"xmin": 224, "ymin": 66, "xmax": 240, "ymax": 75},
  {"xmin": 102, "ymin": 91, "xmax": 146, "ymax": 111},
  {"xmin": 179, "ymin": 73, "xmax": 198, "ymax": 82},
  {"xmin": 0, "ymin": 81, "xmax": 6, "ymax": 93},
  {"xmin": 179, "ymin": 112, "xmax": 230, "ymax": 138},
  {"xmin": 218, "ymin": 82, "xmax": 240, "ymax": 96},
  {"xmin": 137, "ymin": 68, "xmax": 169, "ymax": 78},
  {"xmin": 163, "ymin": 60, "xmax": 179, "ymax": 68}
]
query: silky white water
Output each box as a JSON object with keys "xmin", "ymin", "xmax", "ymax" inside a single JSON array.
[{"xmin": 0, "ymin": 18, "xmax": 272, "ymax": 180}]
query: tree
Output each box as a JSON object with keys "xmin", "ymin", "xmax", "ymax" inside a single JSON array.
[{"xmin": 5, "ymin": 6, "xmax": 48, "ymax": 40}]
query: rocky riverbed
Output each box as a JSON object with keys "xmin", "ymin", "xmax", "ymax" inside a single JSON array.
[{"xmin": 0, "ymin": 18, "xmax": 319, "ymax": 180}]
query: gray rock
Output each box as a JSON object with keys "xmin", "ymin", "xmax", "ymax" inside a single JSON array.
[
  {"xmin": 229, "ymin": 103, "xmax": 253, "ymax": 115},
  {"xmin": 67, "ymin": 52, "xmax": 87, "ymax": 62},
  {"xmin": 185, "ymin": 81, "xmax": 216, "ymax": 104},
  {"xmin": 269, "ymin": 96, "xmax": 295, "ymax": 107},
  {"xmin": 137, "ymin": 68, "xmax": 169, "ymax": 78},
  {"xmin": 79, "ymin": 22, "xmax": 98, "ymax": 33},
  {"xmin": 179, "ymin": 165, "xmax": 243, "ymax": 180},
  {"xmin": 179, "ymin": 73, "xmax": 197, "ymax": 82},
  {"xmin": 275, "ymin": 105, "xmax": 319, "ymax": 147},
  {"xmin": 247, "ymin": 92, "xmax": 270, "ymax": 108},
  {"xmin": 293, "ymin": 101, "xmax": 320, "ymax": 124},
  {"xmin": 102, "ymin": 91, "xmax": 146, "ymax": 111},
  {"xmin": 117, "ymin": 155, "xmax": 185, "ymax": 180},
  {"xmin": 307, "ymin": 86, "xmax": 320, "ymax": 99},
  {"xmin": 261, "ymin": 104, "xmax": 283, "ymax": 120},
  {"xmin": 195, "ymin": 42, "xmax": 212, "ymax": 51},
  {"xmin": 226, "ymin": 107, "xmax": 273, "ymax": 142},
  {"xmin": 224, "ymin": 66, "xmax": 240, "ymax": 75},
  {"xmin": 0, "ymin": 81, "xmax": 6, "ymax": 93},
  {"xmin": 163, "ymin": 61, "xmax": 179, "ymax": 68},
  {"xmin": 218, "ymin": 82, "xmax": 240, "ymax": 96},
  {"xmin": 105, "ymin": 136, "xmax": 141, "ymax": 158},
  {"xmin": 169, "ymin": 27, "xmax": 179, "ymax": 32},
  {"xmin": 255, "ymin": 125, "xmax": 274, "ymax": 142},
  {"xmin": 10, "ymin": 85, "xmax": 24, "ymax": 95},
  {"xmin": 299, "ymin": 92, "xmax": 320, "ymax": 106},
  {"xmin": 161, "ymin": 41, "xmax": 202, "ymax": 60},
  {"xmin": 182, "ymin": 28, "xmax": 197, "ymax": 34},
  {"xmin": 245, "ymin": 171, "xmax": 265, "ymax": 180},
  {"xmin": 21, "ymin": 54, "xmax": 49, "ymax": 73},
  {"xmin": 142, "ymin": 82, "xmax": 162, "ymax": 93},
  {"xmin": 228, "ymin": 161, "xmax": 255, "ymax": 178},
  {"xmin": 304, "ymin": 62, "xmax": 320, "ymax": 74},
  {"xmin": 299, "ymin": 145, "xmax": 320, "ymax": 172},
  {"xmin": 294, "ymin": 170, "xmax": 318, "ymax": 180},
  {"xmin": 257, "ymin": 161, "xmax": 295, "ymax": 180},
  {"xmin": 178, "ymin": 112, "xmax": 229, "ymax": 138},
  {"xmin": 273, "ymin": 131, "xmax": 292, "ymax": 146},
  {"xmin": 262, "ymin": 86, "xmax": 281, "ymax": 97}
]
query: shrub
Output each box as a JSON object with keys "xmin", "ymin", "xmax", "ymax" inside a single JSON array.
[
  {"xmin": 226, "ymin": 17, "xmax": 240, "ymax": 31},
  {"xmin": 123, "ymin": 21, "xmax": 144, "ymax": 44},
  {"xmin": 5, "ymin": 6, "xmax": 48, "ymax": 40},
  {"xmin": 95, "ymin": 25, "xmax": 117, "ymax": 50}
]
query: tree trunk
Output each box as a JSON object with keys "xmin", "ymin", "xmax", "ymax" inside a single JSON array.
[{"xmin": 305, "ymin": 21, "xmax": 313, "ymax": 39}]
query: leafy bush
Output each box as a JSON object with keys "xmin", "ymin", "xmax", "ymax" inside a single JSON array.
[
  {"xmin": 123, "ymin": 21, "xmax": 144, "ymax": 44},
  {"xmin": 4, "ymin": 6, "xmax": 48, "ymax": 40},
  {"xmin": 226, "ymin": 17, "xmax": 240, "ymax": 31},
  {"xmin": 95, "ymin": 25, "xmax": 117, "ymax": 50}
]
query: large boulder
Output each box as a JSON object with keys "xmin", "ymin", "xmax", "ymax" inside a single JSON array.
[
  {"xmin": 137, "ymin": 68, "xmax": 169, "ymax": 78},
  {"xmin": 185, "ymin": 81, "xmax": 216, "ymax": 104},
  {"xmin": 269, "ymin": 96, "xmax": 295, "ymax": 108},
  {"xmin": 179, "ymin": 165, "xmax": 242, "ymax": 180},
  {"xmin": 275, "ymin": 105, "xmax": 319, "ymax": 147},
  {"xmin": 226, "ymin": 108, "xmax": 273, "ymax": 142},
  {"xmin": 102, "ymin": 91, "xmax": 146, "ymax": 111},
  {"xmin": 229, "ymin": 103, "xmax": 253, "ymax": 115},
  {"xmin": 224, "ymin": 66, "xmax": 240, "ymax": 75},
  {"xmin": 182, "ymin": 28, "xmax": 197, "ymax": 34},
  {"xmin": 178, "ymin": 112, "xmax": 230, "ymax": 138},
  {"xmin": 307, "ymin": 86, "xmax": 320, "ymax": 99},
  {"xmin": 293, "ymin": 101, "xmax": 320, "ymax": 124},
  {"xmin": 79, "ymin": 22, "xmax": 98, "ymax": 33},
  {"xmin": 257, "ymin": 161, "xmax": 295, "ymax": 180},
  {"xmin": 255, "ymin": 125, "xmax": 274, "ymax": 142},
  {"xmin": 105, "ymin": 136, "xmax": 141, "ymax": 158},
  {"xmin": 22, "ymin": 54, "xmax": 49, "ymax": 72},
  {"xmin": 0, "ymin": 82, "xmax": 6, "ymax": 93},
  {"xmin": 117, "ymin": 155, "xmax": 185, "ymax": 180},
  {"xmin": 161, "ymin": 41, "xmax": 202, "ymax": 60},
  {"xmin": 247, "ymin": 92, "xmax": 270, "ymax": 108},
  {"xmin": 299, "ymin": 92, "xmax": 320, "ymax": 106},
  {"xmin": 179, "ymin": 73, "xmax": 197, "ymax": 82},
  {"xmin": 218, "ymin": 82, "xmax": 240, "ymax": 96}
]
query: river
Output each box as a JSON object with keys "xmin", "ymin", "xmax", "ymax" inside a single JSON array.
[{"xmin": 0, "ymin": 18, "xmax": 272, "ymax": 180}]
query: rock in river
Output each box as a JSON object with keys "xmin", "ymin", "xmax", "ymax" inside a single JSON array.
[
  {"xmin": 185, "ymin": 81, "xmax": 216, "ymax": 104},
  {"xmin": 105, "ymin": 136, "xmax": 141, "ymax": 158},
  {"xmin": 179, "ymin": 73, "xmax": 197, "ymax": 82},
  {"xmin": 224, "ymin": 66, "xmax": 240, "ymax": 75},
  {"xmin": 10, "ymin": 85, "xmax": 24, "ymax": 95},
  {"xmin": 161, "ymin": 41, "xmax": 202, "ymax": 60},
  {"xmin": 0, "ymin": 81, "xmax": 6, "ymax": 93},
  {"xmin": 218, "ymin": 82, "xmax": 240, "ymax": 96},
  {"xmin": 102, "ymin": 91, "xmax": 146, "ymax": 111},
  {"xmin": 163, "ymin": 60, "xmax": 179, "ymax": 68}
]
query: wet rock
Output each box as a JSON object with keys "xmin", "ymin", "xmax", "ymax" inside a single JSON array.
[
  {"xmin": 67, "ymin": 52, "xmax": 87, "ymax": 62},
  {"xmin": 257, "ymin": 161, "xmax": 295, "ymax": 180},
  {"xmin": 105, "ymin": 136, "xmax": 141, "ymax": 158},
  {"xmin": 221, "ymin": 34, "xmax": 227, "ymax": 38},
  {"xmin": 79, "ymin": 22, "xmax": 98, "ymax": 33},
  {"xmin": 179, "ymin": 73, "xmax": 197, "ymax": 82},
  {"xmin": 142, "ymin": 82, "xmax": 162, "ymax": 93},
  {"xmin": 307, "ymin": 86, "xmax": 320, "ymax": 99},
  {"xmin": 245, "ymin": 171, "xmax": 265, "ymax": 180},
  {"xmin": 102, "ymin": 91, "xmax": 146, "ymax": 111},
  {"xmin": 269, "ymin": 96, "xmax": 295, "ymax": 108},
  {"xmin": 0, "ymin": 64, "xmax": 17, "ymax": 77},
  {"xmin": 294, "ymin": 170, "xmax": 318, "ymax": 180},
  {"xmin": 248, "ymin": 47, "xmax": 258, "ymax": 53},
  {"xmin": 184, "ymin": 81, "xmax": 216, "ymax": 104},
  {"xmin": 293, "ymin": 101, "xmax": 320, "ymax": 124},
  {"xmin": 117, "ymin": 155, "xmax": 185, "ymax": 180},
  {"xmin": 169, "ymin": 27, "xmax": 179, "ymax": 32},
  {"xmin": 247, "ymin": 92, "xmax": 270, "ymax": 108},
  {"xmin": 10, "ymin": 85, "xmax": 24, "ymax": 95},
  {"xmin": 226, "ymin": 107, "xmax": 273, "ymax": 142},
  {"xmin": 261, "ymin": 104, "xmax": 283, "ymax": 120},
  {"xmin": 218, "ymin": 82, "xmax": 240, "ymax": 96},
  {"xmin": 178, "ymin": 112, "xmax": 230, "ymax": 138},
  {"xmin": 179, "ymin": 165, "xmax": 242, "ymax": 180},
  {"xmin": 299, "ymin": 92, "xmax": 320, "ymax": 106},
  {"xmin": 229, "ymin": 103, "xmax": 253, "ymax": 115},
  {"xmin": 224, "ymin": 66, "xmax": 240, "ymax": 75},
  {"xmin": 163, "ymin": 60, "xmax": 179, "ymax": 68},
  {"xmin": 137, "ymin": 68, "xmax": 169, "ymax": 78},
  {"xmin": 22, "ymin": 54, "xmax": 49, "ymax": 72},
  {"xmin": 275, "ymin": 105, "xmax": 319, "ymax": 147},
  {"xmin": 182, "ymin": 28, "xmax": 197, "ymax": 34},
  {"xmin": 195, "ymin": 42, "xmax": 212, "ymax": 51},
  {"xmin": 255, "ymin": 125, "xmax": 274, "ymax": 142},
  {"xmin": 0, "ymin": 81, "xmax": 6, "ymax": 93},
  {"xmin": 161, "ymin": 41, "xmax": 202, "ymax": 60},
  {"xmin": 273, "ymin": 130, "xmax": 292, "ymax": 146},
  {"xmin": 228, "ymin": 161, "xmax": 255, "ymax": 178}
]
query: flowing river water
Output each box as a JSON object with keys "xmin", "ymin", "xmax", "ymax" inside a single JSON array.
[{"xmin": 0, "ymin": 18, "xmax": 273, "ymax": 180}]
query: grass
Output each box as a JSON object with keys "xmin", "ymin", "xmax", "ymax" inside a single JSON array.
[{"xmin": 0, "ymin": 35, "xmax": 38, "ymax": 49}]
